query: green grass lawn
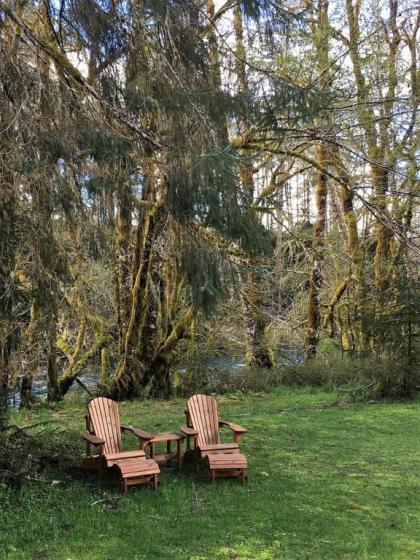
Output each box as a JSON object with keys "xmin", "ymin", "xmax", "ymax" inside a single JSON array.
[{"xmin": 1, "ymin": 387, "xmax": 419, "ymax": 560}]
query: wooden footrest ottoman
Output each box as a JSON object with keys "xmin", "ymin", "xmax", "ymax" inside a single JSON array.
[
  {"xmin": 206, "ymin": 453, "xmax": 248, "ymax": 485},
  {"xmin": 114, "ymin": 457, "xmax": 160, "ymax": 492}
]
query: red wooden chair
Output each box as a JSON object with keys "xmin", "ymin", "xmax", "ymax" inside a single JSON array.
[
  {"xmin": 181, "ymin": 394, "xmax": 248, "ymax": 484},
  {"xmin": 81, "ymin": 397, "xmax": 160, "ymax": 491}
]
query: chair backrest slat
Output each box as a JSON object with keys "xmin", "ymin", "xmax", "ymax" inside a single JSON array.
[
  {"xmin": 88, "ymin": 397, "xmax": 122, "ymax": 454},
  {"xmin": 187, "ymin": 394, "xmax": 220, "ymax": 446}
]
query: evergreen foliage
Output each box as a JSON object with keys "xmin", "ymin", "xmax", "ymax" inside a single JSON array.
[{"xmin": 0, "ymin": 0, "xmax": 418, "ymax": 405}]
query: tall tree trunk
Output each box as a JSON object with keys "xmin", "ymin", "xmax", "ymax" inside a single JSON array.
[
  {"xmin": 305, "ymin": 144, "xmax": 328, "ymax": 359},
  {"xmin": 345, "ymin": 0, "xmax": 400, "ymax": 293},
  {"xmin": 0, "ymin": 4, "xmax": 25, "ymax": 421},
  {"xmin": 0, "ymin": 182, "xmax": 16, "ymax": 421},
  {"xmin": 234, "ymin": 4, "xmax": 273, "ymax": 368},
  {"xmin": 243, "ymin": 271, "xmax": 273, "ymax": 368},
  {"xmin": 20, "ymin": 299, "xmax": 39, "ymax": 406},
  {"xmin": 115, "ymin": 174, "xmax": 133, "ymax": 354},
  {"xmin": 334, "ymin": 149, "xmax": 366, "ymax": 351},
  {"xmin": 111, "ymin": 201, "xmax": 161, "ymax": 398},
  {"xmin": 305, "ymin": 0, "xmax": 329, "ymax": 359}
]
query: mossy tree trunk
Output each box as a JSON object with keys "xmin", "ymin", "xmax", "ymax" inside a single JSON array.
[
  {"xmin": 32, "ymin": 5, "xmax": 61, "ymax": 403},
  {"xmin": 110, "ymin": 202, "xmax": 193, "ymax": 398},
  {"xmin": 21, "ymin": 175, "xmax": 61, "ymax": 404},
  {"xmin": 305, "ymin": 0, "xmax": 329, "ymax": 360},
  {"xmin": 20, "ymin": 299, "xmax": 40, "ymax": 406},
  {"xmin": 234, "ymin": 4, "xmax": 273, "ymax": 368},
  {"xmin": 345, "ymin": 0, "xmax": 401, "ymax": 294},
  {"xmin": 334, "ymin": 148, "xmax": 367, "ymax": 351},
  {"xmin": 115, "ymin": 174, "xmax": 133, "ymax": 354},
  {"xmin": 305, "ymin": 144, "xmax": 328, "ymax": 359},
  {"xmin": 242, "ymin": 271, "xmax": 273, "ymax": 368},
  {"xmin": 0, "ymin": 4, "xmax": 25, "ymax": 419},
  {"xmin": 0, "ymin": 182, "xmax": 16, "ymax": 419},
  {"xmin": 111, "ymin": 203, "xmax": 160, "ymax": 398},
  {"xmin": 38, "ymin": 184, "xmax": 61, "ymax": 404}
]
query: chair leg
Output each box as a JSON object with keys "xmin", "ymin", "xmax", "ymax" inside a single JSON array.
[
  {"xmin": 177, "ymin": 440, "xmax": 183, "ymax": 471},
  {"xmin": 98, "ymin": 462, "xmax": 103, "ymax": 487},
  {"xmin": 241, "ymin": 470, "xmax": 245, "ymax": 486},
  {"xmin": 152, "ymin": 474, "xmax": 158, "ymax": 491},
  {"xmin": 210, "ymin": 469, "xmax": 215, "ymax": 484}
]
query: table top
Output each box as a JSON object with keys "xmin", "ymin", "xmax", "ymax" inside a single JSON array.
[{"xmin": 149, "ymin": 432, "xmax": 184, "ymax": 443}]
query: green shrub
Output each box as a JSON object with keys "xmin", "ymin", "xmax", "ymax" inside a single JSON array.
[{"xmin": 175, "ymin": 353, "xmax": 420, "ymax": 401}]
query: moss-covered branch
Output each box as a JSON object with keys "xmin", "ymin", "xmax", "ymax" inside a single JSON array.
[{"xmin": 0, "ymin": 1, "xmax": 164, "ymax": 151}]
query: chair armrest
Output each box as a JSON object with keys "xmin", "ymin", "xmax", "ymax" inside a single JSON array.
[
  {"xmin": 219, "ymin": 421, "xmax": 247, "ymax": 434},
  {"xmin": 121, "ymin": 425, "xmax": 153, "ymax": 441},
  {"xmin": 81, "ymin": 432, "xmax": 105, "ymax": 446},
  {"xmin": 181, "ymin": 425, "xmax": 198, "ymax": 451},
  {"xmin": 180, "ymin": 425, "xmax": 199, "ymax": 437}
]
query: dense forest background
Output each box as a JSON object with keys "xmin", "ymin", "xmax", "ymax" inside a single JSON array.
[{"xmin": 0, "ymin": 0, "xmax": 419, "ymax": 410}]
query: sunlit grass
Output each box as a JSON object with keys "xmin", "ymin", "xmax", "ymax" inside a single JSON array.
[{"xmin": 1, "ymin": 387, "xmax": 419, "ymax": 559}]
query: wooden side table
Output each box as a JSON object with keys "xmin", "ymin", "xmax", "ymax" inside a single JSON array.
[{"xmin": 146, "ymin": 432, "xmax": 184, "ymax": 470}]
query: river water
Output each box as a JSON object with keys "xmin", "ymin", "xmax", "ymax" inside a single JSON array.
[{"xmin": 8, "ymin": 345, "xmax": 303, "ymax": 409}]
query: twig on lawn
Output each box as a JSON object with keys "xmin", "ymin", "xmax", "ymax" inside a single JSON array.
[{"xmin": 91, "ymin": 497, "xmax": 122, "ymax": 506}]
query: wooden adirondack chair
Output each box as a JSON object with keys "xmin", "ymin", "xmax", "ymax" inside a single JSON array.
[
  {"xmin": 181, "ymin": 394, "xmax": 248, "ymax": 484},
  {"xmin": 81, "ymin": 397, "xmax": 160, "ymax": 492}
]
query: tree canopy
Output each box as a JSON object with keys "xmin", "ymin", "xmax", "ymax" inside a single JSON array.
[{"xmin": 0, "ymin": 0, "xmax": 418, "ymax": 409}]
